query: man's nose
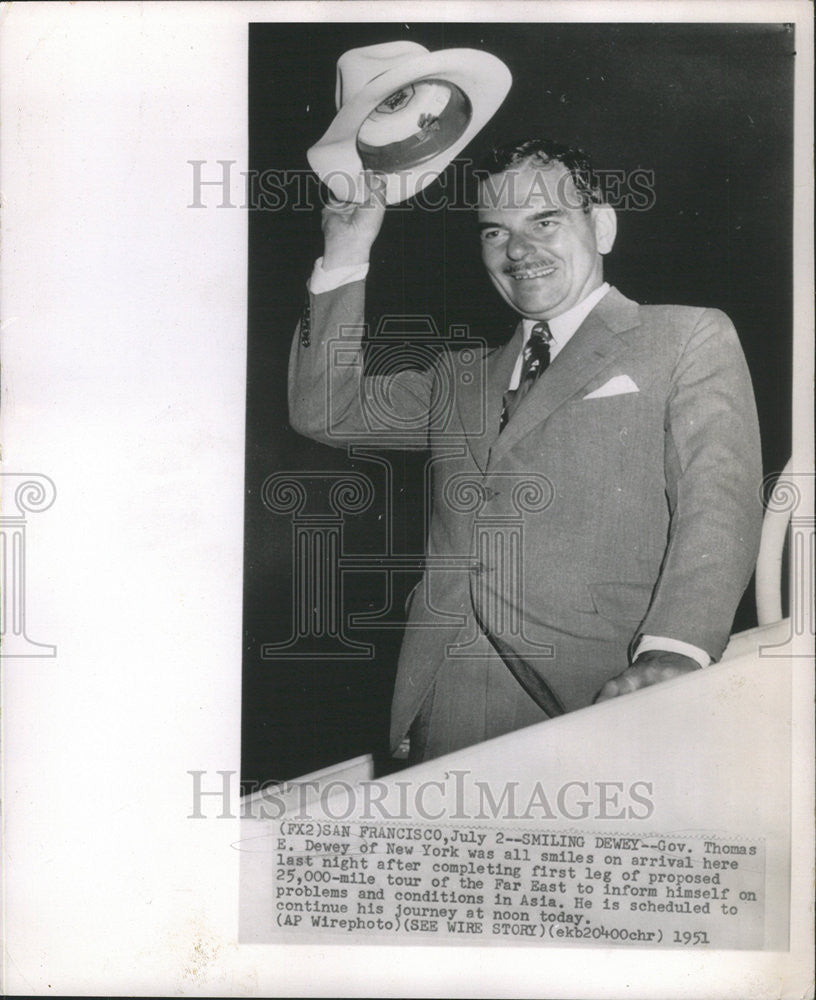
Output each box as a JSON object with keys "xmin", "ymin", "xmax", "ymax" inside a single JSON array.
[{"xmin": 506, "ymin": 232, "xmax": 535, "ymax": 261}]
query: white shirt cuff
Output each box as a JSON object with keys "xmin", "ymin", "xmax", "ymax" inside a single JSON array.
[
  {"xmin": 635, "ymin": 635, "xmax": 711, "ymax": 668},
  {"xmin": 308, "ymin": 257, "xmax": 369, "ymax": 295}
]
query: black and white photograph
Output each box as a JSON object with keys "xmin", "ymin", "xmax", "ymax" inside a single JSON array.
[
  {"xmin": 244, "ymin": 20, "xmax": 792, "ymax": 776},
  {"xmin": 1, "ymin": 3, "xmax": 813, "ymax": 996},
  {"xmin": 235, "ymin": 16, "xmax": 810, "ymax": 961}
]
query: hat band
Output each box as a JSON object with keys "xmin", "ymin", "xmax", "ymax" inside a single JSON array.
[{"xmin": 356, "ymin": 79, "xmax": 472, "ymax": 173}]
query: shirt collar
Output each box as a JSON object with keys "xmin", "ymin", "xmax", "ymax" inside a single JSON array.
[{"xmin": 521, "ymin": 282, "xmax": 611, "ymax": 351}]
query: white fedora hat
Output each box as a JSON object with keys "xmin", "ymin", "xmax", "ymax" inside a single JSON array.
[{"xmin": 307, "ymin": 41, "xmax": 512, "ymax": 205}]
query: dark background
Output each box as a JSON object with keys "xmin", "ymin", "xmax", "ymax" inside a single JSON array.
[{"xmin": 243, "ymin": 22, "xmax": 794, "ymax": 789}]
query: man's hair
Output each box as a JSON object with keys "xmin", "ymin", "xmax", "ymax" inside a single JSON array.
[{"xmin": 476, "ymin": 138, "xmax": 602, "ymax": 212}]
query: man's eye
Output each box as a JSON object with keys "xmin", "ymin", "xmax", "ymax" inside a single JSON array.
[
  {"xmin": 480, "ymin": 229, "xmax": 505, "ymax": 242},
  {"xmin": 534, "ymin": 219, "xmax": 554, "ymax": 230}
]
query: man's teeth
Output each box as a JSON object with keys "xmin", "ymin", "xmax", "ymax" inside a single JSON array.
[{"xmin": 509, "ymin": 266, "xmax": 555, "ymax": 280}]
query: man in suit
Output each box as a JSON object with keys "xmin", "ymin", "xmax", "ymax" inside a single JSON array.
[{"xmin": 288, "ymin": 139, "xmax": 763, "ymax": 763}]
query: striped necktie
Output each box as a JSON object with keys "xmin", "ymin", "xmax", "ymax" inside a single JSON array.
[{"xmin": 499, "ymin": 321, "xmax": 552, "ymax": 432}]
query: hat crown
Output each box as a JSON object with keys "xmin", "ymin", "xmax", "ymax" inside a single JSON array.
[
  {"xmin": 310, "ymin": 41, "xmax": 512, "ymax": 205},
  {"xmin": 335, "ymin": 41, "xmax": 431, "ymax": 109}
]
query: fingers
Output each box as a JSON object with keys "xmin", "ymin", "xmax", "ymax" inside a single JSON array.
[
  {"xmin": 362, "ymin": 171, "xmax": 387, "ymax": 208},
  {"xmin": 323, "ymin": 193, "xmax": 358, "ymax": 215},
  {"xmin": 323, "ymin": 172, "xmax": 386, "ymax": 212},
  {"xmin": 595, "ymin": 664, "xmax": 653, "ymax": 702},
  {"xmin": 594, "ymin": 680, "xmax": 616, "ymax": 703},
  {"xmin": 594, "ymin": 657, "xmax": 698, "ymax": 704},
  {"xmin": 320, "ymin": 171, "xmax": 387, "ymax": 264},
  {"xmin": 594, "ymin": 673, "xmax": 636, "ymax": 703}
]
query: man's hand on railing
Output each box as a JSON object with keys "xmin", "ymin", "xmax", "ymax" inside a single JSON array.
[{"xmin": 594, "ymin": 650, "xmax": 701, "ymax": 702}]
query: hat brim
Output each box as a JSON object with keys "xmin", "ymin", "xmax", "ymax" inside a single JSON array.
[{"xmin": 307, "ymin": 49, "xmax": 512, "ymax": 205}]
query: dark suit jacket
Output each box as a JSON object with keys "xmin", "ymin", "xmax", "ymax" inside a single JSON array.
[{"xmin": 288, "ymin": 280, "xmax": 763, "ymax": 759}]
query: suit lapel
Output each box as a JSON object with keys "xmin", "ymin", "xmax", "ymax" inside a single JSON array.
[
  {"xmin": 488, "ymin": 288, "xmax": 641, "ymax": 466},
  {"xmin": 456, "ymin": 324, "xmax": 523, "ymax": 470}
]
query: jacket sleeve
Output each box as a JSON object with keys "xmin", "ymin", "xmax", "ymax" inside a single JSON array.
[
  {"xmin": 639, "ymin": 308, "xmax": 764, "ymax": 660},
  {"xmin": 287, "ymin": 278, "xmax": 435, "ymax": 449}
]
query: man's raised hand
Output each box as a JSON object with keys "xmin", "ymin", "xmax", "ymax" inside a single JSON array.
[{"xmin": 321, "ymin": 172, "xmax": 388, "ymax": 270}]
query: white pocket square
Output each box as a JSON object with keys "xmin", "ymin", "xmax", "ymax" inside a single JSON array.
[{"xmin": 583, "ymin": 374, "xmax": 639, "ymax": 399}]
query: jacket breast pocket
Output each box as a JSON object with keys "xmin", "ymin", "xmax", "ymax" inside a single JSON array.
[{"xmin": 582, "ymin": 392, "xmax": 640, "ymax": 404}]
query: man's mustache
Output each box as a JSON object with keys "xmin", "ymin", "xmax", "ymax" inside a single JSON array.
[{"xmin": 503, "ymin": 260, "xmax": 556, "ymax": 275}]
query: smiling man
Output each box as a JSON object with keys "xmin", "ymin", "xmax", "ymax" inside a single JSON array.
[
  {"xmin": 288, "ymin": 138, "xmax": 763, "ymax": 764},
  {"xmin": 477, "ymin": 146, "xmax": 616, "ymax": 319}
]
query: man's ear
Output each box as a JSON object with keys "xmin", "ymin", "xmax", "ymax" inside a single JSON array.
[{"xmin": 591, "ymin": 204, "xmax": 617, "ymax": 255}]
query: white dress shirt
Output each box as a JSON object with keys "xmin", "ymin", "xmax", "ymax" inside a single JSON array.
[
  {"xmin": 509, "ymin": 282, "xmax": 611, "ymax": 387},
  {"xmin": 307, "ymin": 259, "xmax": 710, "ymax": 670},
  {"xmin": 309, "ymin": 257, "xmax": 369, "ymax": 294}
]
